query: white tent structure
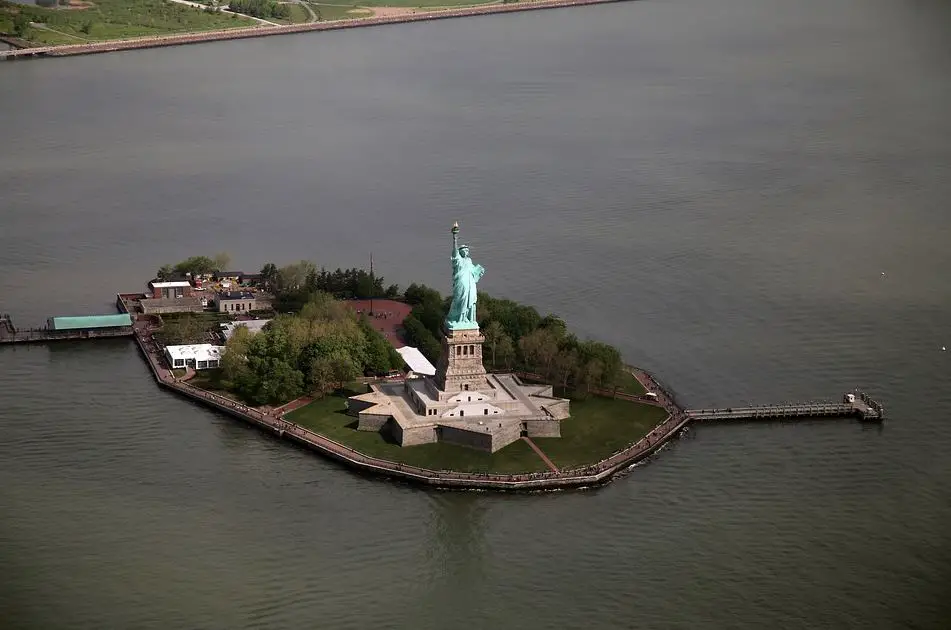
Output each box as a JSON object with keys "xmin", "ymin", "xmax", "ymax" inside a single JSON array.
[
  {"xmin": 220, "ymin": 319, "xmax": 271, "ymax": 341},
  {"xmin": 165, "ymin": 344, "xmax": 225, "ymax": 370},
  {"xmin": 396, "ymin": 346, "xmax": 436, "ymax": 377}
]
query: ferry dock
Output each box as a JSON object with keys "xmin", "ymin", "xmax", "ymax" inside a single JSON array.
[{"xmin": 0, "ymin": 313, "xmax": 133, "ymax": 344}]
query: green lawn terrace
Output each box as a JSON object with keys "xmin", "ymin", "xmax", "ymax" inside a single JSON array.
[
  {"xmin": 0, "ymin": 0, "xmax": 257, "ymax": 47},
  {"xmin": 286, "ymin": 385, "xmax": 668, "ymax": 474}
]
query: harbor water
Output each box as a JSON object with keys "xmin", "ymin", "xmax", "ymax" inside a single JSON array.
[{"xmin": 1, "ymin": 0, "xmax": 950, "ymax": 627}]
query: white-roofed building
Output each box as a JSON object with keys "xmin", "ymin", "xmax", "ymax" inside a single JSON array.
[
  {"xmin": 396, "ymin": 346, "xmax": 436, "ymax": 377},
  {"xmin": 148, "ymin": 280, "xmax": 193, "ymax": 299},
  {"xmin": 164, "ymin": 344, "xmax": 225, "ymax": 370},
  {"xmin": 220, "ymin": 319, "xmax": 271, "ymax": 341}
]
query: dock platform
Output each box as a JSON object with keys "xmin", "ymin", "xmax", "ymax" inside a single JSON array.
[
  {"xmin": 686, "ymin": 392, "xmax": 884, "ymax": 423},
  {"xmin": 0, "ymin": 313, "xmax": 133, "ymax": 345}
]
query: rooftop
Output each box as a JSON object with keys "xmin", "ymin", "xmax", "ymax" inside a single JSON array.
[
  {"xmin": 220, "ymin": 319, "xmax": 271, "ymax": 340},
  {"xmin": 49, "ymin": 314, "xmax": 133, "ymax": 330},
  {"xmin": 165, "ymin": 344, "xmax": 225, "ymax": 362},
  {"xmin": 219, "ymin": 291, "xmax": 255, "ymax": 300},
  {"xmin": 396, "ymin": 346, "xmax": 436, "ymax": 376},
  {"xmin": 150, "ymin": 281, "xmax": 192, "ymax": 289}
]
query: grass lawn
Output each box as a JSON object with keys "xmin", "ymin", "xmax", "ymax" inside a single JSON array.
[
  {"xmin": 269, "ymin": 2, "xmax": 314, "ymax": 24},
  {"xmin": 0, "ymin": 0, "xmax": 256, "ymax": 46},
  {"xmin": 533, "ymin": 396, "xmax": 668, "ymax": 471},
  {"xmin": 186, "ymin": 368, "xmax": 226, "ymax": 390},
  {"xmin": 615, "ymin": 369, "xmax": 647, "ymax": 396},
  {"xmin": 185, "ymin": 368, "xmax": 243, "ymax": 401},
  {"xmin": 310, "ymin": 4, "xmax": 370, "ymax": 21},
  {"xmin": 286, "ymin": 391, "xmax": 550, "ymax": 474},
  {"xmin": 285, "ymin": 387, "xmax": 668, "ymax": 475},
  {"xmin": 172, "ymin": 368, "xmax": 187, "ymax": 378}
]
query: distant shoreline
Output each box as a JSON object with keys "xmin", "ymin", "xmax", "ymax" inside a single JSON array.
[{"xmin": 1, "ymin": 0, "xmax": 627, "ymax": 61}]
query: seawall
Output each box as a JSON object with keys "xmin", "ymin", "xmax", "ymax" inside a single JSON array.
[
  {"xmin": 132, "ymin": 326, "xmax": 685, "ymax": 491},
  {"xmin": 2, "ymin": 0, "xmax": 628, "ymax": 61}
]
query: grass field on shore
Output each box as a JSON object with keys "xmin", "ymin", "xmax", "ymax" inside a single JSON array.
[
  {"xmin": 286, "ymin": 389, "xmax": 550, "ymax": 474},
  {"xmin": 0, "ymin": 0, "xmax": 256, "ymax": 46},
  {"xmin": 285, "ymin": 386, "xmax": 666, "ymax": 474},
  {"xmin": 534, "ymin": 397, "xmax": 667, "ymax": 470}
]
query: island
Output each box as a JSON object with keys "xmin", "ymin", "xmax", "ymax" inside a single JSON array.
[
  {"xmin": 108, "ymin": 225, "xmax": 682, "ymax": 488},
  {"xmin": 0, "ymin": 225, "xmax": 884, "ymax": 489}
]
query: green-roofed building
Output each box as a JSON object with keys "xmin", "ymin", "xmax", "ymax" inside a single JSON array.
[{"xmin": 48, "ymin": 314, "xmax": 133, "ymax": 331}]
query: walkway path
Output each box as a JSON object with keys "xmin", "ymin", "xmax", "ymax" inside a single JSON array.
[
  {"xmin": 275, "ymin": 395, "xmax": 314, "ymax": 415},
  {"xmin": 522, "ymin": 436, "xmax": 559, "ymax": 472}
]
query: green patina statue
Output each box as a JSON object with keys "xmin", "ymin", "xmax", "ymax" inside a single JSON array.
[{"xmin": 446, "ymin": 222, "xmax": 485, "ymax": 331}]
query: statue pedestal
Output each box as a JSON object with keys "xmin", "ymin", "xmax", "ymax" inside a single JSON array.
[{"xmin": 434, "ymin": 328, "xmax": 490, "ymax": 396}]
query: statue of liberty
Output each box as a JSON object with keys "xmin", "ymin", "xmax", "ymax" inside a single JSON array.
[{"xmin": 446, "ymin": 222, "xmax": 485, "ymax": 330}]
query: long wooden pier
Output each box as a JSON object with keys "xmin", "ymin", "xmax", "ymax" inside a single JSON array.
[{"xmin": 686, "ymin": 394, "xmax": 884, "ymax": 423}]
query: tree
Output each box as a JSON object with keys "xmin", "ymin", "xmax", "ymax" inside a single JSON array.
[
  {"xmin": 539, "ymin": 314, "xmax": 567, "ymax": 340},
  {"xmin": 277, "ymin": 260, "xmax": 317, "ymax": 292},
  {"xmin": 404, "ymin": 283, "xmax": 442, "ymax": 306},
  {"xmin": 221, "ymin": 326, "xmax": 252, "ymax": 386},
  {"xmin": 552, "ymin": 347, "xmax": 579, "ymax": 392},
  {"xmin": 212, "ymin": 252, "xmax": 231, "ymax": 272},
  {"xmin": 483, "ymin": 320, "xmax": 505, "ymax": 368},
  {"xmin": 12, "ymin": 14, "xmax": 30, "ymax": 38},
  {"xmin": 579, "ymin": 358, "xmax": 604, "ymax": 394},
  {"xmin": 79, "ymin": 20, "xmax": 93, "ymax": 35},
  {"xmin": 402, "ymin": 315, "xmax": 441, "ymax": 363},
  {"xmin": 309, "ymin": 351, "xmax": 359, "ymax": 396},
  {"xmin": 495, "ymin": 332, "xmax": 515, "ymax": 370},
  {"xmin": 173, "ymin": 256, "xmax": 216, "ymax": 278},
  {"xmin": 519, "ymin": 328, "xmax": 559, "ymax": 376},
  {"xmin": 159, "ymin": 315, "xmax": 205, "ymax": 345},
  {"xmin": 259, "ymin": 263, "xmax": 278, "ymax": 291},
  {"xmin": 360, "ymin": 318, "xmax": 399, "ymax": 375},
  {"xmin": 576, "ymin": 340, "xmax": 623, "ymax": 390},
  {"xmin": 156, "ymin": 264, "xmax": 174, "ymax": 281}
]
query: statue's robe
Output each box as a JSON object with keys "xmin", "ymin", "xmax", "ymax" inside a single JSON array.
[{"xmin": 449, "ymin": 252, "xmax": 481, "ymax": 325}]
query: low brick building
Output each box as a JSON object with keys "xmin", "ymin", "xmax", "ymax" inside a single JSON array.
[{"xmin": 148, "ymin": 280, "xmax": 193, "ymax": 300}]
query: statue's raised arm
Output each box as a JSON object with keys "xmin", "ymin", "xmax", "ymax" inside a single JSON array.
[
  {"xmin": 446, "ymin": 222, "xmax": 483, "ymax": 330},
  {"xmin": 451, "ymin": 226, "xmax": 461, "ymax": 262}
]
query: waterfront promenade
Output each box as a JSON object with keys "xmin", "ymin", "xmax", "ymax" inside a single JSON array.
[
  {"xmin": 132, "ymin": 321, "xmax": 687, "ymax": 490},
  {"xmin": 0, "ymin": 0, "xmax": 626, "ymax": 61}
]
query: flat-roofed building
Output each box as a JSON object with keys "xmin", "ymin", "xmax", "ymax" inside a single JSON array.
[
  {"xmin": 47, "ymin": 314, "xmax": 133, "ymax": 331},
  {"xmin": 164, "ymin": 344, "xmax": 225, "ymax": 370},
  {"xmin": 217, "ymin": 291, "xmax": 257, "ymax": 313},
  {"xmin": 148, "ymin": 280, "xmax": 193, "ymax": 300}
]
